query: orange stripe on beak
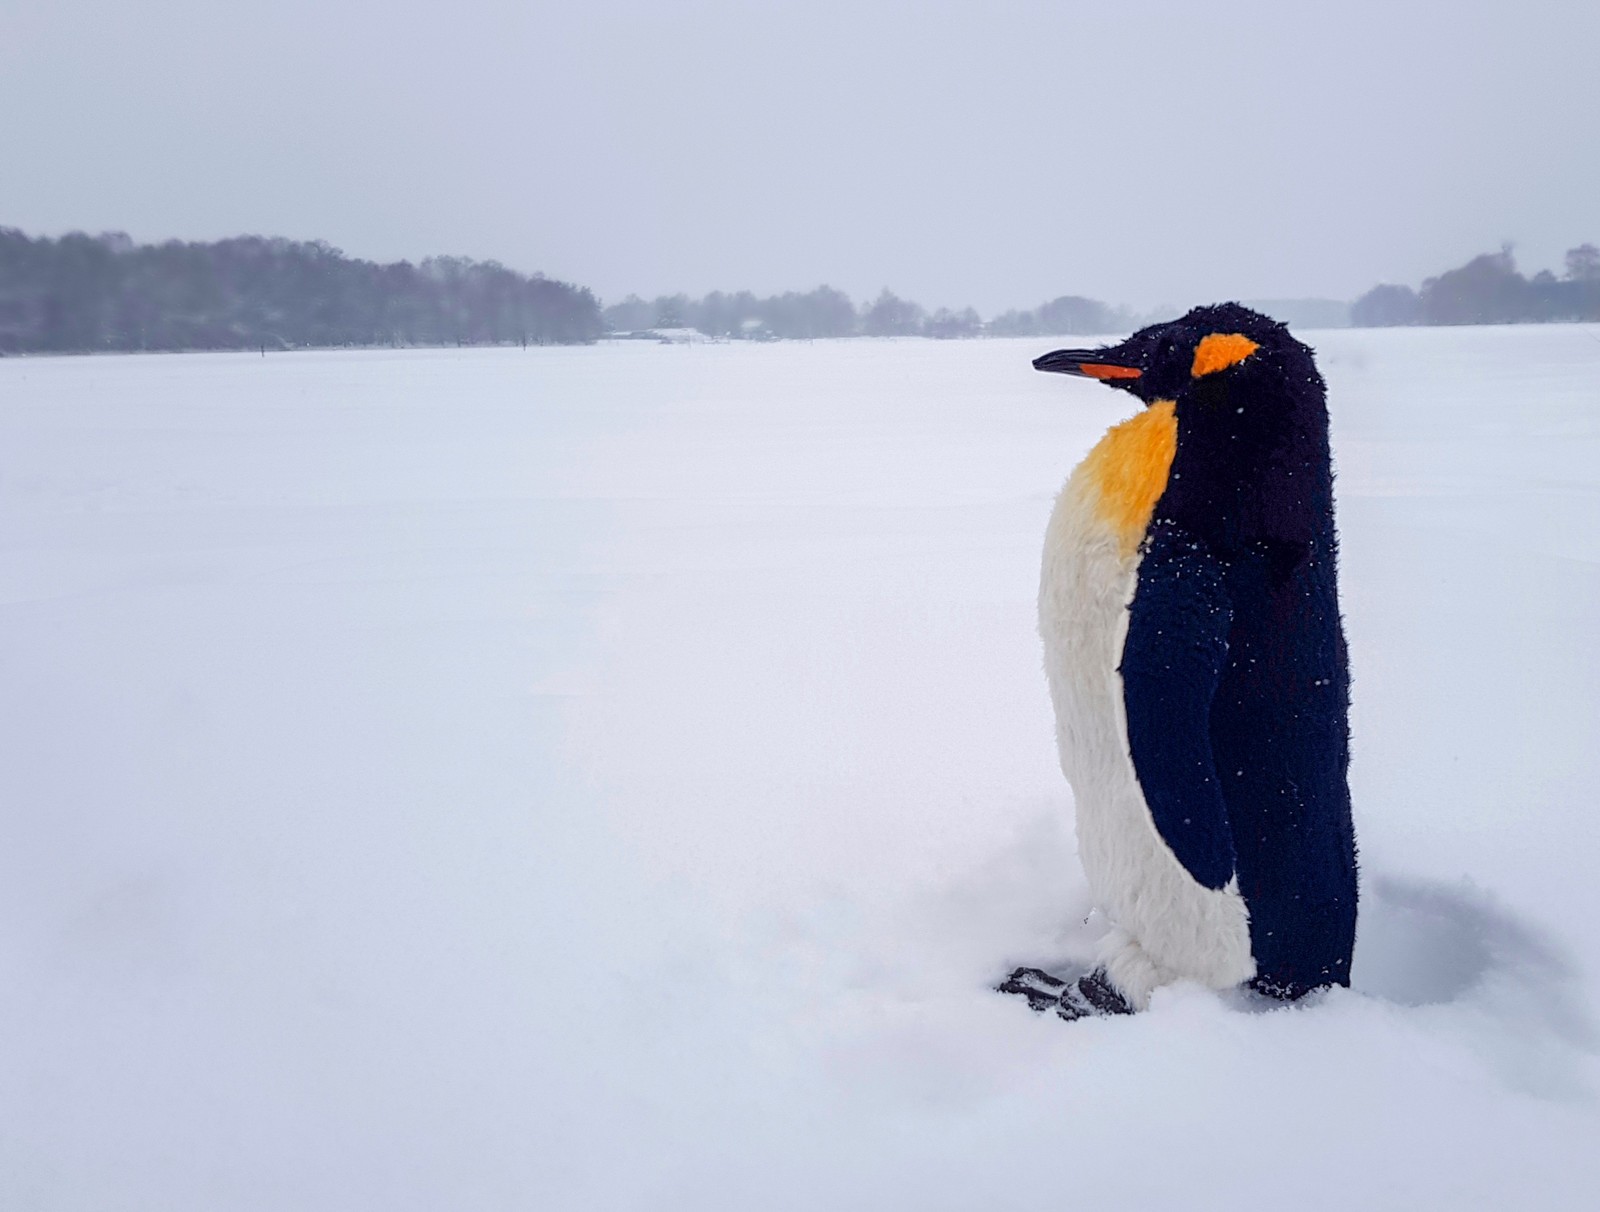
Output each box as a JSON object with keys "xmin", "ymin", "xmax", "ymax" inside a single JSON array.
[{"xmin": 1078, "ymin": 363, "xmax": 1143, "ymax": 381}]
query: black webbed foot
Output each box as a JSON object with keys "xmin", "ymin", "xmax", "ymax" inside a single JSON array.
[
  {"xmin": 1058, "ymin": 969, "xmax": 1136, "ymax": 1020},
  {"xmin": 995, "ymin": 966, "xmax": 1072, "ymax": 1012},
  {"xmin": 996, "ymin": 966, "xmax": 1136, "ymax": 1020}
]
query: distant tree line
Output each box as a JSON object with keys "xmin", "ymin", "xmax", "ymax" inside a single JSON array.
[
  {"xmin": 606, "ymin": 286, "xmax": 860, "ymax": 339},
  {"xmin": 988, "ymin": 295, "xmax": 1133, "ymax": 337},
  {"xmin": 602, "ymin": 287, "xmax": 1130, "ymax": 341},
  {"xmin": 0, "ymin": 228, "xmax": 603, "ymax": 353},
  {"xmin": 1352, "ymin": 244, "xmax": 1600, "ymax": 327}
]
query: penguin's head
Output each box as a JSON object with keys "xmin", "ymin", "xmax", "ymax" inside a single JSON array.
[
  {"xmin": 1032, "ymin": 302, "xmax": 1316, "ymax": 410},
  {"xmin": 1036, "ymin": 303, "xmax": 1333, "ymax": 546}
]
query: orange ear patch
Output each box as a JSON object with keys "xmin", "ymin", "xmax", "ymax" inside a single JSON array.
[
  {"xmin": 1082, "ymin": 400, "xmax": 1178, "ymax": 555},
  {"xmin": 1191, "ymin": 333, "xmax": 1260, "ymax": 377}
]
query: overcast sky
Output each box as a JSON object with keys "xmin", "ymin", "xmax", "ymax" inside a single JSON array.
[{"xmin": 3, "ymin": 0, "xmax": 1596, "ymax": 312}]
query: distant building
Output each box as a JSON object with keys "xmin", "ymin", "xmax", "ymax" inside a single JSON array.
[{"xmin": 606, "ymin": 327, "xmax": 715, "ymax": 344}]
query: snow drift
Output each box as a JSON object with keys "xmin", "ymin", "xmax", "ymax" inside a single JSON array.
[{"xmin": 1, "ymin": 328, "xmax": 1596, "ymax": 1208}]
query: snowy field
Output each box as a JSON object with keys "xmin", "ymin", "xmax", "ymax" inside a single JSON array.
[{"xmin": 2, "ymin": 327, "xmax": 1597, "ymax": 1209}]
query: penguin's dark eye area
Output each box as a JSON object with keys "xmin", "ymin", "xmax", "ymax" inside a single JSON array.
[{"xmin": 1192, "ymin": 333, "xmax": 1260, "ymax": 378}]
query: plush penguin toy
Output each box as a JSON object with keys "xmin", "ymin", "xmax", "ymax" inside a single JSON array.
[{"xmin": 1003, "ymin": 303, "xmax": 1357, "ymax": 1019}]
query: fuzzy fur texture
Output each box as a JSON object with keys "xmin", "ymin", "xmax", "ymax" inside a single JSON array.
[{"xmin": 1040, "ymin": 420, "xmax": 1256, "ymax": 1010}]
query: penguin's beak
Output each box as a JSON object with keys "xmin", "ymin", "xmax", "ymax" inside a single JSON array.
[{"xmin": 1032, "ymin": 348, "xmax": 1143, "ymax": 382}]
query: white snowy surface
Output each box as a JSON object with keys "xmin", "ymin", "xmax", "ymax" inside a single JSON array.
[{"xmin": 1, "ymin": 329, "xmax": 1597, "ymax": 1208}]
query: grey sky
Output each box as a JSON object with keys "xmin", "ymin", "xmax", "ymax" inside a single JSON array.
[{"xmin": 3, "ymin": 0, "xmax": 1595, "ymax": 313}]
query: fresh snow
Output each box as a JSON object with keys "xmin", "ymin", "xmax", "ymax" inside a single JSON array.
[{"xmin": 1, "ymin": 328, "xmax": 1597, "ymax": 1209}]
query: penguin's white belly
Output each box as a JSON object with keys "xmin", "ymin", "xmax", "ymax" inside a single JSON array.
[{"xmin": 1039, "ymin": 419, "xmax": 1255, "ymax": 1007}]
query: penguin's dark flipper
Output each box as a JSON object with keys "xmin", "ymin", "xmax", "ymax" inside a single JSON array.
[{"xmin": 1120, "ymin": 531, "xmax": 1240, "ymax": 891}]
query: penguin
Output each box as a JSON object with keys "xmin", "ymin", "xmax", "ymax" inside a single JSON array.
[{"xmin": 1006, "ymin": 303, "xmax": 1357, "ymax": 1019}]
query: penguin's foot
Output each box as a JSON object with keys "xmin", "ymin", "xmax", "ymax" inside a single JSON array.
[
  {"xmin": 995, "ymin": 966, "xmax": 1073, "ymax": 1012},
  {"xmin": 995, "ymin": 966, "xmax": 1136, "ymax": 1020},
  {"xmin": 1057, "ymin": 969, "xmax": 1136, "ymax": 1020}
]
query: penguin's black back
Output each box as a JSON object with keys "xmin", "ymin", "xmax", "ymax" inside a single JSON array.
[{"xmin": 1124, "ymin": 318, "xmax": 1357, "ymax": 997}]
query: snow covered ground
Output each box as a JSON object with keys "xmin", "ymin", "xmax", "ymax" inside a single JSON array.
[{"xmin": 2, "ymin": 327, "xmax": 1597, "ymax": 1209}]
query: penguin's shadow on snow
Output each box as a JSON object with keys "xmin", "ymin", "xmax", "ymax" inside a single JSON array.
[
  {"xmin": 1350, "ymin": 875, "xmax": 1598, "ymax": 1097},
  {"xmin": 1354, "ymin": 875, "xmax": 1580, "ymax": 1011}
]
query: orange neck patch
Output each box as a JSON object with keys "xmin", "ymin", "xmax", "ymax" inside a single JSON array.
[
  {"xmin": 1191, "ymin": 332, "xmax": 1259, "ymax": 377},
  {"xmin": 1082, "ymin": 400, "xmax": 1178, "ymax": 555}
]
